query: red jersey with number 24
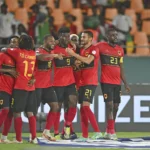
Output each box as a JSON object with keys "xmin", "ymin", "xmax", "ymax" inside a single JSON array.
[
  {"xmin": 7, "ymin": 48, "xmax": 36, "ymax": 91},
  {"xmin": 80, "ymin": 45, "xmax": 99, "ymax": 86},
  {"xmin": 96, "ymin": 42, "xmax": 124, "ymax": 85}
]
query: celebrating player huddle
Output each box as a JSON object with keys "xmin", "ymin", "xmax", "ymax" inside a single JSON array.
[{"xmin": 0, "ymin": 27, "xmax": 130, "ymax": 144}]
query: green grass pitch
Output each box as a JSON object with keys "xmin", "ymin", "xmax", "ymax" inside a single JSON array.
[{"xmin": 0, "ymin": 132, "xmax": 150, "ymax": 150}]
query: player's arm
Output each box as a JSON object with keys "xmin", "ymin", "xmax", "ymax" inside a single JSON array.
[
  {"xmin": 0, "ymin": 68, "xmax": 18, "ymax": 78},
  {"xmin": 120, "ymin": 57, "xmax": 130, "ymax": 93},
  {"xmin": 36, "ymin": 53, "xmax": 63, "ymax": 61},
  {"xmin": 66, "ymin": 48, "xmax": 94, "ymax": 64}
]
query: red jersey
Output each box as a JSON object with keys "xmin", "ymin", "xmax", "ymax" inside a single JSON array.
[
  {"xmin": 7, "ymin": 48, "xmax": 36, "ymax": 91},
  {"xmin": 35, "ymin": 47, "xmax": 53, "ymax": 88},
  {"xmin": 0, "ymin": 53, "xmax": 15, "ymax": 95},
  {"xmin": 80, "ymin": 45, "xmax": 99, "ymax": 86},
  {"xmin": 73, "ymin": 66, "xmax": 82, "ymax": 90},
  {"xmin": 96, "ymin": 42, "xmax": 124, "ymax": 85},
  {"xmin": 52, "ymin": 45, "xmax": 75, "ymax": 86}
]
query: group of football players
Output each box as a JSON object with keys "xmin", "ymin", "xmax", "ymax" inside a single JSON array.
[{"xmin": 0, "ymin": 27, "xmax": 130, "ymax": 144}]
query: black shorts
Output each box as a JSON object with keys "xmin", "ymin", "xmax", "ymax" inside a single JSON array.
[
  {"xmin": 54, "ymin": 84, "xmax": 77, "ymax": 103},
  {"xmin": 0, "ymin": 91, "xmax": 11, "ymax": 109},
  {"xmin": 11, "ymin": 89, "xmax": 37, "ymax": 113},
  {"xmin": 78, "ymin": 85, "xmax": 97, "ymax": 104},
  {"xmin": 101, "ymin": 83, "xmax": 121, "ymax": 103},
  {"xmin": 35, "ymin": 87, "xmax": 58, "ymax": 108}
]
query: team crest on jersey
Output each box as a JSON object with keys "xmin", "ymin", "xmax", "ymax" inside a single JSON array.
[
  {"xmin": 85, "ymin": 52, "xmax": 89, "ymax": 56},
  {"xmin": 118, "ymin": 51, "xmax": 121, "ymax": 55},
  {"xmin": 104, "ymin": 94, "xmax": 108, "ymax": 99},
  {"xmin": 92, "ymin": 50, "xmax": 96, "ymax": 55}
]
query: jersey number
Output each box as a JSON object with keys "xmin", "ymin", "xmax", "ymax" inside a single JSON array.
[
  {"xmin": 66, "ymin": 58, "xmax": 70, "ymax": 65},
  {"xmin": 23, "ymin": 61, "xmax": 35, "ymax": 77},
  {"xmin": 85, "ymin": 89, "xmax": 92, "ymax": 99},
  {"xmin": 110, "ymin": 57, "xmax": 118, "ymax": 65}
]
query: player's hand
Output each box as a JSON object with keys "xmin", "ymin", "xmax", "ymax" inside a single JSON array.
[
  {"xmin": 75, "ymin": 60, "xmax": 81, "ymax": 68},
  {"xmin": 8, "ymin": 69, "xmax": 18, "ymax": 78},
  {"xmin": 66, "ymin": 48, "xmax": 75, "ymax": 56},
  {"xmin": 54, "ymin": 53, "xmax": 64, "ymax": 60},
  {"xmin": 28, "ymin": 78, "xmax": 36, "ymax": 87},
  {"xmin": 70, "ymin": 42, "xmax": 76, "ymax": 50},
  {"xmin": 125, "ymin": 84, "xmax": 130, "ymax": 93}
]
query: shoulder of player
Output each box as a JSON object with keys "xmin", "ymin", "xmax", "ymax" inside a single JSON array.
[
  {"xmin": 115, "ymin": 45, "xmax": 124, "ymax": 53},
  {"xmin": 95, "ymin": 41, "xmax": 107, "ymax": 47}
]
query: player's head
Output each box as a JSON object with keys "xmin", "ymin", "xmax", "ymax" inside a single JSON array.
[
  {"xmin": 106, "ymin": 28, "xmax": 118, "ymax": 44},
  {"xmin": 58, "ymin": 27, "xmax": 70, "ymax": 47},
  {"xmin": 43, "ymin": 34, "xmax": 55, "ymax": 50},
  {"xmin": 80, "ymin": 30, "xmax": 93, "ymax": 46},
  {"xmin": 9, "ymin": 36, "xmax": 19, "ymax": 48},
  {"xmin": 70, "ymin": 34, "xmax": 79, "ymax": 46},
  {"xmin": 19, "ymin": 35, "xmax": 34, "ymax": 50},
  {"xmin": 1, "ymin": 3, "xmax": 8, "ymax": 14}
]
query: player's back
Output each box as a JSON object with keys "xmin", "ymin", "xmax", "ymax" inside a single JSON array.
[
  {"xmin": 7, "ymin": 48, "xmax": 36, "ymax": 91},
  {"xmin": 0, "ymin": 52, "xmax": 15, "ymax": 94}
]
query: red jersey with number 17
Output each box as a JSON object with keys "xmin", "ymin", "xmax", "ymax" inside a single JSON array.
[
  {"xmin": 80, "ymin": 45, "xmax": 99, "ymax": 86},
  {"xmin": 96, "ymin": 42, "xmax": 124, "ymax": 85},
  {"xmin": 7, "ymin": 48, "xmax": 36, "ymax": 91},
  {"xmin": 0, "ymin": 53, "xmax": 15, "ymax": 95}
]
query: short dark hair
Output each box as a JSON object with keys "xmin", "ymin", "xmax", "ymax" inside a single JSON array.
[
  {"xmin": 106, "ymin": 27, "xmax": 116, "ymax": 35},
  {"xmin": 82, "ymin": 30, "xmax": 93, "ymax": 38},
  {"xmin": 43, "ymin": 34, "xmax": 53, "ymax": 41},
  {"xmin": 1, "ymin": 3, "xmax": 8, "ymax": 9},
  {"xmin": 58, "ymin": 27, "xmax": 70, "ymax": 35},
  {"xmin": 19, "ymin": 35, "xmax": 33, "ymax": 50},
  {"xmin": 9, "ymin": 36, "xmax": 19, "ymax": 43}
]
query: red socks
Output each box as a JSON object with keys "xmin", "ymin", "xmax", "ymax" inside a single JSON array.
[
  {"xmin": 83, "ymin": 106, "xmax": 100, "ymax": 132},
  {"xmin": 80, "ymin": 107, "xmax": 88, "ymax": 138},
  {"xmin": 14, "ymin": 117, "xmax": 22, "ymax": 142},
  {"xmin": 28, "ymin": 116, "xmax": 36, "ymax": 140},
  {"xmin": 54, "ymin": 112, "xmax": 60, "ymax": 134},
  {"xmin": 65, "ymin": 107, "xmax": 76, "ymax": 126},
  {"xmin": 2, "ymin": 113, "xmax": 13, "ymax": 136},
  {"xmin": 62, "ymin": 111, "xmax": 74, "ymax": 134},
  {"xmin": 0, "ymin": 109, "xmax": 9, "ymax": 127},
  {"xmin": 45, "ymin": 112, "xmax": 57, "ymax": 130},
  {"xmin": 107, "ymin": 119, "xmax": 115, "ymax": 134}
]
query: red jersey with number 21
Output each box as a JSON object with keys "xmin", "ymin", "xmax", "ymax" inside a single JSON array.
[
  {"xmin": 7, "ymin": 48, "xmax": 36, "ymax": 91},
  {"xmin": 80, "ymin": 45, "xmax": 99, "ymax": 86},
  {"xmin": 96, "ymin": 42, "xmax": 124, "ymax": 85}
]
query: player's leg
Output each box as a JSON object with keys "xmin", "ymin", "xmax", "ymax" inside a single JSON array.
[
  {"xmin": 42, "ymin": 87, "xmax": 58, "ymax": 141},
  {"xmin": 101, "ymin": 83, "xmax": 116, "ymax": 140},
  {"xmin": 53, "ymin": 86, "xmax": 65, "ymax": 139},
  {"xmin": 78, "ymin": 86, "xmax": 89, "ymax": 140},
  {"xmin": 82, "ymin": 85, "xmax": 102, "ymax": 140},
  {"xmin": 1, "ymin": 97, "xmax": 13, "ymax": 143},
  {"xmin": 64, "ymin": 84, "xmax": 77, "ymax": 139},
  {"xmin": 26, "ymin": 91, "xmax": 37, "ymax": 144},
  {"xmin": 113, "ymin": 85, "xmax": 121, "ymax": 121},
  {"xmin": 61, "ymin": 94, "xmax": 76, "ymax": 139},
  {"xmin": 0, "ymin": 92, "xmax": 10, "ymax": 128},
  {"xmin": 12, "ymin": 89, "xmax": 28, "ymax": 143}
]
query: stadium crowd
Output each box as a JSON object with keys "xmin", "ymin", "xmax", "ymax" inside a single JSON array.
[{"xmin": 0, "ymin": 0, "xmax": 150, "ymax": 55}]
